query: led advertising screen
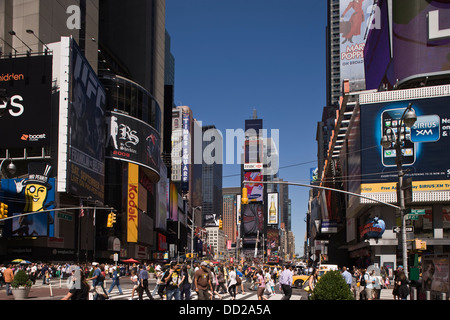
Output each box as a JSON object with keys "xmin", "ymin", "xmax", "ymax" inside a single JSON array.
[
  {"xmin": 244, "ymin": 171, "xmax": 263, "ymax": 202},
  {"xmin": 67, "ymin": 41, "xmax": 106, "ymax": 203},
  {"xmin": 241, "ymin": 203, "xmax": 264, "ymax": 239},
  {"xmin": 360, "ymin": 95, "xmax": 450, "ymax": 196},
  {"xmin": 106, "ymin": 110, "xmax": 161, "ymax": 182},
  {"xmin": 0, "ymin": 55, "xmax": 53, "ymax": 148},
  {"xmin": 391, "ymin": 0, "xmax": 450, "ymax": 86},
  {"xmin": 1, "ymin": 163, "xmax": 55, "ymax": 238}
]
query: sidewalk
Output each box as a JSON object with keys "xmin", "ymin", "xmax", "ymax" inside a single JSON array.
[{"xmin": 0, "ymin": 284, "xmax": 68, "ymax": 300}]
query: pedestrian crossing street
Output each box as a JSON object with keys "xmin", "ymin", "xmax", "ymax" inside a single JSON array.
[{"xmin": 105, "ymin": 287, "xmax": 301, "ymax": 301}]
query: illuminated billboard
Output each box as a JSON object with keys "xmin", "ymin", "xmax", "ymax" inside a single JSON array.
[
  {"xmin": 360, "ymin": 87, "xmax": 450, "ymax": 201},
  {"xmin": 365, "ymin": 0, "xmax": 450, "ymax": 89},
  {"xmin": 106, "ymin": 110, "xmax": 161, "ymax": 182},
  {"xmin": 340, "ymin": 0, "xmax": 375, "ymax": 92},
  {"xmin": 1, "ymin": 163, "xmax": 55, "ymax": 238},
  {"xmin": 0, "ymin": 55, "xmax": 53, "ymax": 148}
]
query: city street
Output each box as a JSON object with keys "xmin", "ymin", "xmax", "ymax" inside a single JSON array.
[
  {"xmin": 0, "ymin": 277, "xmax": 399, "ymax": 301},
  {"xmin": 0, "ymin": 277, "xmax": 306, "ymax": 301}
]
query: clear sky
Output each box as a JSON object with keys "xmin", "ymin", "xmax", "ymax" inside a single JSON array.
[{"xmin": 165, "ymin": 0, "xmax": 328, "ymax": 257}]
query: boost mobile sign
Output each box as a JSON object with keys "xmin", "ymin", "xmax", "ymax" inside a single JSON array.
[{"xmin": 0, "ymin": 55, "xmax": 53, "ymax": 148}]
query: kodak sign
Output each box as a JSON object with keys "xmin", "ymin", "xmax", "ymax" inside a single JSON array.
[{"xmin": 127, "ymin": 163, "xmax": 139, "ymax": 243}]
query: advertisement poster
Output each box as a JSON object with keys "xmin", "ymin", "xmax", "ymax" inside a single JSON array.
[
  {"xmin": 391, "ymin": 0, "xmax": 450, "ymax": 86},
  {"xmin": 127, "ymin": 163, "xmax": 139, "ymax": 243},
  {"xmin": 360, "ymin": 96, "xmax": 450, "ymax": 195},
  {"xmin": 68, "ymin": 41, "xmax": 106, "ymax": 203},
  {"xmin": 106, "ymin": 110, "xmax": 161, "ymax": 182},
  {"xmin": 422, "ymin": 256, "xmax": 450, "ymax": 297},
  {"xmin": 244, "ymin": 171, "xmax": 263, "ymax": 202},
  {"xmin": 0, "ymin": 55, "xmax": 53, "ymax": 148},
  {"xmin": 267, "ymin": 192, "xmax": 279, "ymax": 225},
  {"xmin": 242, "ymin": 203, "xmax": 264, "ymax": 238},
  {"xmin": 1, "ymin": 163, "xmax": 55, "ymax": 238},
  {"xmin": 340, "ymin": 0, "xmax": 375, "ymax": 92}
]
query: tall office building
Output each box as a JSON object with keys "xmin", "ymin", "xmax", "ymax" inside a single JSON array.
[
  {"xmin": 0, "ymin": 0, "xmax": 169, "ymax": 262},
  {"xmin": 326, "ymin": 0, "xmax": 341, "ymax": 107},
  {"xmin": 202, "ymin": 125, "xmax": 223, "ymax": 227},
  {"xmin": 222, "ymin": 187, "xmax": 240, "ymax": 248}
]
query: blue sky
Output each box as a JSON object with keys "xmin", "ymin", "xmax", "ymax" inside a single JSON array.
[{"xmin": 166, "ymin": 0, "xmax": 328, "ymax": 256}]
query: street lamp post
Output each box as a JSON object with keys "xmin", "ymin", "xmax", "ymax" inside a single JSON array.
[
  {"xmin": 190, "ymin": 206, "xmax": 201, "ymax": 268},
  {"xmin": 381, "ymin": 102, "xmax": 417, "ymax": 279}
]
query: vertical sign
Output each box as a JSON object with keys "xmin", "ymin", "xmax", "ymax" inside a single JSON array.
[
  {"xmin": 267, "ymin": 192, "xmax": 279, "ymax": 225},
  {"xmin": 182, "ymin": 112, "xmax": 190, "ymax": 192},
  {"xmin": 340, "ymin": 0, "xmax": 374, "ymax": 92},
  {"xmin": 127, "ymin": 163, "xmax": 139, "ymax": 243}
]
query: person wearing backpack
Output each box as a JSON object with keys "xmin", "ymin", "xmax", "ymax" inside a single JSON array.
[
  {"xmin": 180, "ymin": 264, "xmax": 192, "ymax": 300},
  {"xmin": 88, "ymin": 263, "xmax": 108, "ymax": 300},
  {"xmin": 164, "ymin": 261, "xmax": 181, "ymax": 300}
]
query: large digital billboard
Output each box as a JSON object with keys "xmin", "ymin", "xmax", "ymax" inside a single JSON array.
[
  {"xmin": 65, "ymin": 39, "xmax": 106, "ymax": 203},
  {"xmin": 365, "ymin": 0, "xmax": 450, "ymax": 89},
  {"xmin": 0, "ymin": 55, "xmax": 53, "ymax": 148},
  {"xmin": 1, "ymin": 162, "xmax": 55, "ymax": 238},
  {"xmin": 106, "ymin": 110, "xmax": 161, "ymax": 183},
  {"xmin": 241, "ymin": 203, "xmax": 264, "ymax": 240},
  {"xmin": 360, "ymin": 93, "xmax": 450, "ymax": 199},
  {"xmin": 391, "ymin": 0, "xmax": 450, "ymax": 86}
]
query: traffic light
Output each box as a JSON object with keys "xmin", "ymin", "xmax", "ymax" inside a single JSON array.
[
  {"xmin": 242, "ymin": 187, "xmax": 248, "ymax": 205},
  {"xmin": 107, "ymin": 212, "xmax": 116, "ymax": 228},
  {"xmin": 219, "ymin": 219, "xmax": 223, "ymax": 230},
  {"xmin": 0, "ymin": 203, "xmax": 8, "ymax": 219}
]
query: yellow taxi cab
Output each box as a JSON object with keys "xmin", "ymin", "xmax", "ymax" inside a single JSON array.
[
  {"xmin": 292, "ymin": 274, "xmax": 310, "ymax": 288},
  {"xmin": 292, "ymin": 264, "xmax": 338, "ymax": 288}
]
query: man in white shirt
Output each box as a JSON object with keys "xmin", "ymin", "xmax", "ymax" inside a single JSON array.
[{"xmin": 278, "ymin": 264, "xmax": 293, "ymax": 300}]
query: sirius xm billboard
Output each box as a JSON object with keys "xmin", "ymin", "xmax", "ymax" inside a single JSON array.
[{"xmin": 360, "ymin": 93, "xmax": 450, "ymax": 196}]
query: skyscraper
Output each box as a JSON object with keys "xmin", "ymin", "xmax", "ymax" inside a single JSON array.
[{"xmin": 202, "ymin": 125, "xmax": 223, "ymax": 227}]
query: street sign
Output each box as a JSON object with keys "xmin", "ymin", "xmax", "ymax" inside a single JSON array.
[
  {"xmin": 406, "ymin": 214, "xmax": 419, "ymax": 220},
  {"xmin": 393, "ymin": 226, "xmax": 414, "ymax": 233}
]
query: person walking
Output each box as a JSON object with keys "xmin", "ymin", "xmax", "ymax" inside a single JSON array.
[
  {"xmin": 341, "ymin": 266, "xmax": 353, "ymax": 289},
  {"xmin": 278, "ymin": 264, "xmax": 293, "ymax": 300},
  {"xmin": 236, "ymin": 266, "xmax": 245, "ymax": 294},
  {"xmin": 398, "ymin": 269, "xmax": 410, "ymax": 300},
  {"xmin": 3, "ymin": 264, "xmax": 14, "ymax": 296},
  {"xmin": 138, "ymin": 265, "xmax": 154, "ymax": 300},
  {"xmin": 180, "ymin": 264, "xmax": 192, "ymax": 300},
  {"xmin": 129, "ymin": 270, "xmax": 139, "ymax": 300},
  {"xmin": 61, "ymin": 272, "xmax": 90, "ymax": 300},
  {"xmin": 227, "ymin": 265, "xmax": 237, "ymax": 300},
  {"xmin": 217, "ymin": 266, "xmax": 227, "ymax": 294},
  {"xmin": 256, "ymin": 268, "xmax": 268, "ymax": 300},
  {"xmin": 194, "ymin": 262, "xmax": 213, "ymax": 300},
  {"xmin": 87, "ymin": 263, "xmax": 108, "ymax": 300},
  {"xmin": 364, "ymin": 269, "xmax": 376, "ymax": 300},
  {"xmin": 152, "ymin": 264, "xmax": 164, "ymax": 298},
  {"xmin": 307, "ymin": 268, "xmax": 319, "ymax": 300},
  {"xmin": 107, "ymin": 266, "xmax": 123, "ymax": 295},
  {"xmin": 164, "ymin": 261, "xmax": 181, "ymax": 300}
]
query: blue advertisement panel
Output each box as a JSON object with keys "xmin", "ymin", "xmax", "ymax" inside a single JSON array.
[
  {"xmin": 360, "ymin": 96, "xmax": 450, "ymax": 193},
  {"xmin": 68, "ymin": 40, "xmax": 106, "ymax": 202},
  {"xmin": 1, "ymin": 163, "xmax": 55, "ymax": 238}
]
